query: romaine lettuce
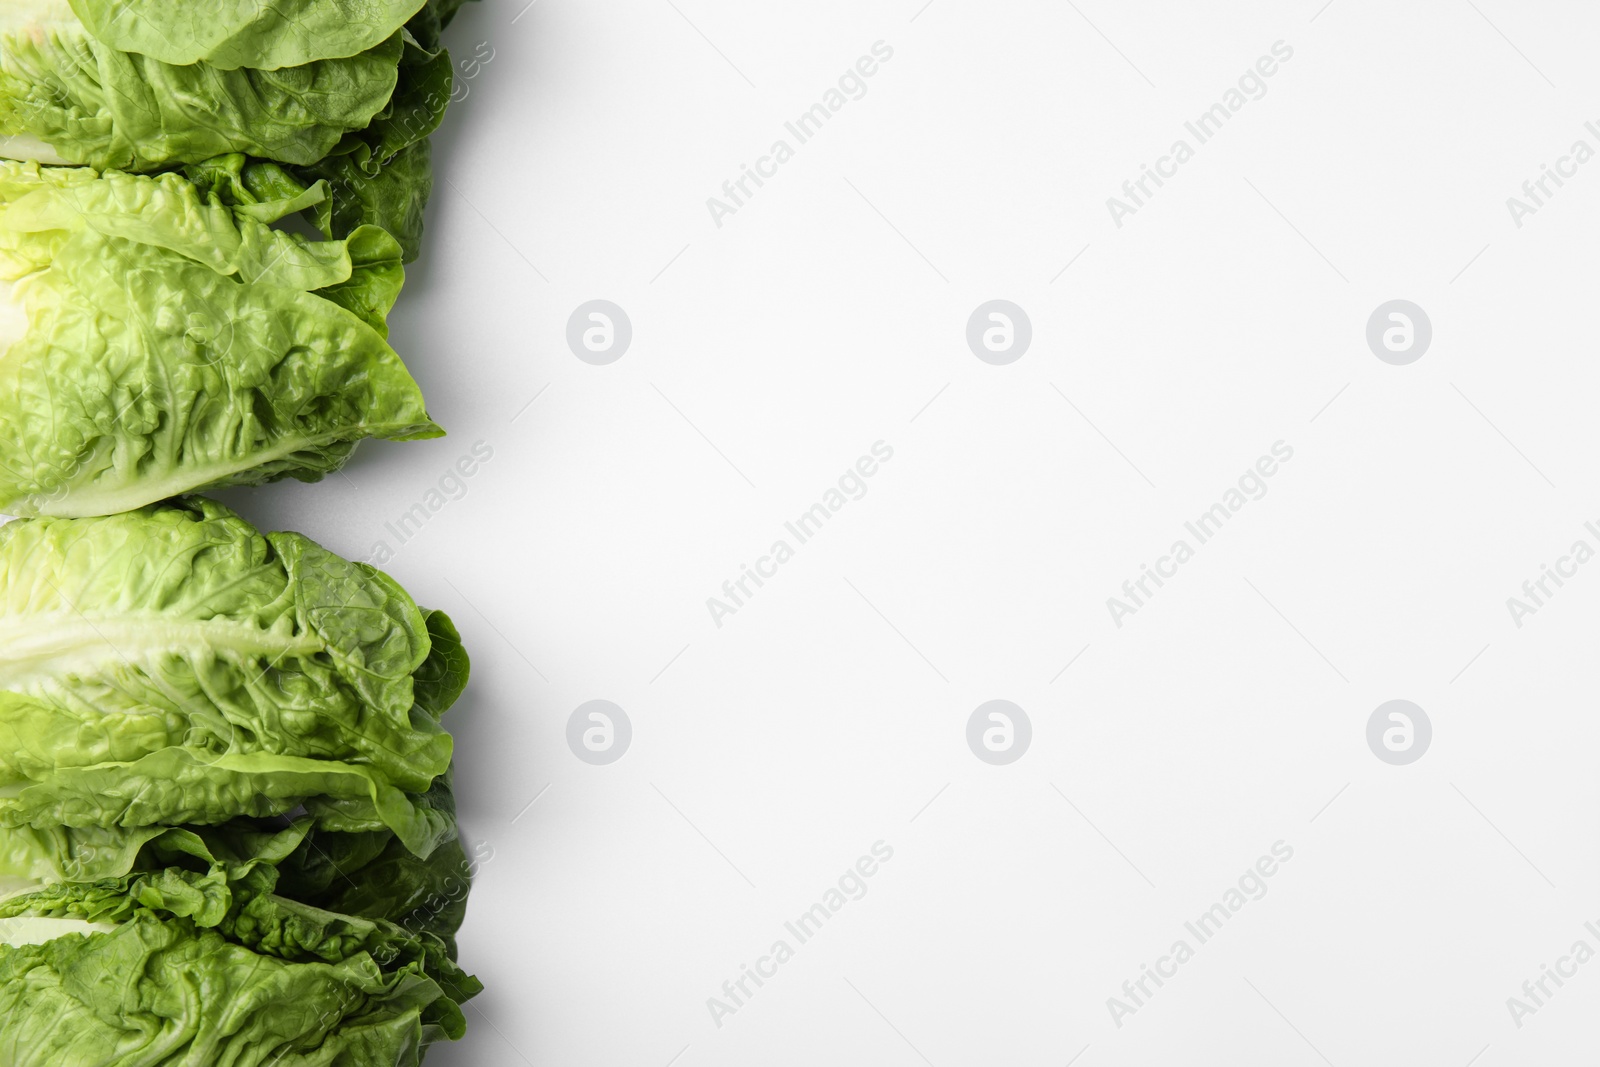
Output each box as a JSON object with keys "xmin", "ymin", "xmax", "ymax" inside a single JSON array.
[
  {"xmin": 0, "ymin": 0, "xmax": 470, "ymax": 260},
  {"xmin": 0, "ymin": 779, "xmax": 480, "ymax": 1063},
  {"xmin": 65, "ymin": 0, "xmax": 431, "ymax": 69},
  {"xmin": 0, "ymin": 161, "xmax": 442, "ymax": 518},
  {"xmin": 285, "ymin": 30, "xmax": 455, "ymax": 261},
  {"xmin": 0, "ymin": 912, "xmax": 466, "ymax": 1065},
  {"xmin": 0, "ymin": 0, "xmax": 425, "ymax": 171},
  {"xmin": 0, "ymin": 499, "xmax": 465, "ymax": 856},
  {"xmin": 0, "ymin": 4, "xmax": 485, "ymax": 1054}
]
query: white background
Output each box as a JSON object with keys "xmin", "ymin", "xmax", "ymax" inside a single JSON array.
[{"xmin": 222, "ymin": 1, "xmax": 1600, "ymax": 1063}]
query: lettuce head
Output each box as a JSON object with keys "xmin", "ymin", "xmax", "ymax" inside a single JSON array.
[
  {"xmin": 0, "ymin": 813, "xmax": 481, "ymax": 1064},
  {"xmin": 0, "ymin": 497, "xmax": 484, "ymax": 1062},
  {"xmin": 0, "ymin": 160, "xmax": 443, "ymax": 518},
  {"xmin": 0, "ymin": 0, "xmax": 472, "ymax": 260},
  {"xmin": 0, "ymin": 0, "xmax": 427, "ymax": 170},
  {"xmin": 0, "ymin": 498, "xmax": 469, "ymax": 856}
]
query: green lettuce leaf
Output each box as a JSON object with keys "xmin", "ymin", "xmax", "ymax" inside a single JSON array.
[
  {"xmin": 278, "ymin": 771, "xmax": 479, "ymax": 955},
  {"xmin": 0, "ymin": 2, "xmax": 411, "ymax": 171},
  {"xmin": 211, "ymin": 27, "xmax": 455, "ymax": 262},
  {"xmin": 0, "ymin": 161, "xmax": 442, "ymax": 518},
  {"xmin": 408, "ymin": 0, "xmax": 477, "ymax": 52},
  {"xmin": 0, "ymin": 777, "xmax": 480, "ymax": 1055},
  {"xmin": 0, "ymin": 746, "xmax": 457, "ymax": 859},
  {"xmin": 0, "ymin": 820, "xmax": 310, "ymax": 926},
  {"xmin": 0, "ymin": 500, "xmax": 467, "ymax": 855},
  {"xmin": 301, "ymin": 125, "xmax": 440, "ymax": 264},
  {"xmin": 0, "ymin": 823, "xmax": 175, "ymax": 891},
  {"xmin": 0, "ymin": 814, "xmax": 478, "ymax": 1005},
  {"xmin": 415, "ymin": 611, "xmax": 472, "ymax": 721},
  {"xmin": 0, "ymin": 913, "xmax": 460, "ymax": 1065},
  {"xmin": 0, "ymin": 778, "xmax": 474, "ymax": 945},
  {"xmin": 0, "ymin": 3, "xmax": 476, "ymax": 254},
  {"xmin": 297, "ymin": 31, "xmax": 452, "ymax": 261},
  {"xmin": 66, "ymin": 0, "xmax": 430, "ymax": 70}
]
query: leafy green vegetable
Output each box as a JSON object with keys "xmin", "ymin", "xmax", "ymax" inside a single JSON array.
[
  {"xmin": 66, "ymin": 0, "xmax": 431, "ymax": 69},
  {"xmin": 0, "ymin": 0, "xmax": 475, "ymax": 258},
  {"xmin": 279, "ymin": 772, "xmax": 481, "ymax": 956},
  {"xmin": 409, "ymin": 0, "xmax": 477, "ymax": 52},
  {"xmin": 206, "ymin": 23, "xmax": 456, "ymax": 262},
  {"xmin": 0, "ymin": 499, "xmax": 466, "ymax": 855},
  {"xmin": 0, "ymin": 4, "xmax": 486, "ymax": 1056},
  {"xmin": 0, "ymin": 913, "xmax": 462, "ymax": 1065},
  {"xmin": 291, "ymin": 36, "xmax": 452, "ymax": 262},
  {"xmin": 0, "ymin": 0, "xmax": 425, "ymax": 171},
  {"xmin": 0, "ymin": 810, "xmax": 478, "ymax": 998},
  {"xmin": 0, "ymin": 823, "xmax": 177, "ymax": 891},
  {"xmin": 0, "ymin": 161, "xmax": 441, "ymax": 518},
  {"xmin": 0, "ymin": 782, "xmax": 479, "ymax": 948},
  {"xmin": 0, "ymin": 775, "xmax": 480, "ymax": 1062}
]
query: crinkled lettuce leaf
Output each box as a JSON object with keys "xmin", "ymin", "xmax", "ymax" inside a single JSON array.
[
  {"xmin": 66, "ymin": 0, "xmax": 430, "ymax": 70},
  {"xmin": 0, "ymin": 499, "xmax": 468, "ymax": 855},
  {"xmin": 0, "ymin": 779, "xmax": 480, "ymax": 1062},
  {"xmin": 0, "ymin": 1, "xmax": 477, "ymax": 256},
  {"xmin": 0, "ymin": 812, "xmax": 477, "ymax": 999},
  {"xmin": 0, "ymin": 913, "xmax": 462, "ymax": 1066},
  {"xmin": 0, "ymin": 779, "xmax": 476, "ymax": 941},
  {"xmin": 209, "ymin": 25, "xmax": 455, "ymax": 262},
  {"xmin": 0, "ymin": 1, "xmax": 410, "ymax": 171},
  {"xmin": 409, "ymin": 0, "xmax": 477, "ymax": 52},
  {"xmin": 278, "ymin": 771, "xmax": 480, "ymax": 955},
  {"xmin": 0, "ymin": 161, "xmax": 442, "ymax": 518},
  {"xmin": 0, "ymin": 745, "xmax": 458, "ymax": 859},
  {"xmin": 0, "ymin": 792, "xmax": 479, "ymax": 943},
  {"xmin": 0, "ymin": 820, "xmax": 311, "ymax": 925}
]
